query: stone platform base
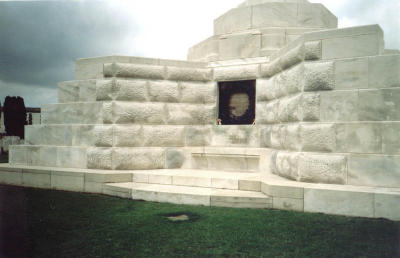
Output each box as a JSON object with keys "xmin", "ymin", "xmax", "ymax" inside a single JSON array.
[{"xmin": 0, "ymin": 164, "xmax": 398, "ymax": 221}]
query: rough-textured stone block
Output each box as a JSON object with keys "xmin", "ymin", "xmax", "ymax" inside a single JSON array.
[
  {"xmin": 256, "ymin": 79, "xmax": 273, "ymax": 101},
  {"xmin": 256, "ymin": 102, "xmax": 269, "ymax": 124},
  {"xmin": 298, "ymin": 154, "xmax": 347, "ymax": 184},
  {"xmin": 304, "ymin": 188, "xmax": 374, "ymax": 218},
  {"xmin": 260, "ymin": 58, "xmax": 281, "ymax": 78},
  {"xmin": 166, "ymin": 67, "xmax": 212, "ymax": 82},
  {"xmin": 336, "ymin": 123, "xmax": 382, "ymax": 154},
  {"xmin": 286, "ymin": 94, "xmax": 302, "ymax": 122},
  {"xmin": 358, "ymin": 89, "xmax": 400, "ymax": 121},
  {"xmin": 301, "ymin": 124, "xmax": 336, "ymax": 152},
  {"xmin": 304, "ymin": 40, "xmax": 322, "ymax": 60},
  {"xmin": 369, "ymin": 55, "xmax": 400, "ymax": 89},
  {"xmin": 58, "ymin": 81, "xmax": 79, "ymax": 103},
  {"xmin": 104, "ymin": 63, "xmax": 165, "ymax": 80},
  {"xmin": 283, "ymin": 64, "xmax": 304, "ymax": 95},
  {"xmin": 112, "ymin": 148, "xmax": 165, "ymax": 170},
  {"xmin": 114, "ymin": 80, "xmax": 148, "ymax": 101},
  {"xmin": 87, "ymin": 148, "xmax": 112, "ymax": 169},
  {"xmin": 166, "ymin": 149, "xmax": 185, "ymax": 169},
  {"xmin": 382, "ymin": 122, "xmax": 400, "ymax": 154},
  {"xmin": 167, "ymin": 104, "xmax": 215, "ymax": 125},
  {"xmin": 283, "ymin": 125, "xmax": 300, "ymax": 151},
  {"xmin": 93, "ymin": 126, "xmax": 113, "ymax": 147},
  {"xmin": 275, "ymin": 152, "xmax": 299, "ymax": 180},
  {"xmin": 212, "ymin": 126, "xmax": 259, "ymax": 147},
  {"xmin": 113, "ymin": 102, "xmax": 166, "ymax": 124},
  {"xmin": 348, "ymin": 154, "xmax": 400, "ymax": 188},
  {"xmin": 265, "ymin": 100, "xmax": 279, "ymax": 123},
  {"xmin": 185, "ymin": 126, "xmax": 212, "ymax": 146},
  {"xmin": 280, "ymin": 44, "xmax": 305, "ymax": 70},
  {"xmin": 335, "ymin": 57, "xmax": 368, "ymax": 90},
  {"xmin": 96, "ymin": 79, "xmax": 115, "ymax": 101},
  {"xmin": 303, "ymin": 61, "xmax": 334, "ymax": 91},
  {"xmin": 113, "ymin": 125, "xmax": 143, "ymax": 147},
  {"xmin": 214, "ymin": 64, "xmax": 259, "ymax": 81},
  {"xmin": 148, "ymin": 81, "xmax": 180, "ymax": 103},
  {"xmin": 180, "ymin": 82, "xmax": 216, "ymax": 104},
  {"xmin": 143, "ymin": 126, "xmax": 185, "ymax": 147},
  {"xmin": 270, "ymin": 125, "xmax": 283, "ymax": 149},
  {"xmin": 301, "ymin": 93, "xmax": 320, "ymax": 121},
  {"xmin": 320, "ymin": 91, "xmax": 358, "ymax": 122},
  {"xmin": 259, "ymin": 126, "xmax": 272, "ymax": 148},
  {"xmin": 102, "ymin": 102, "xmax": 113, "ymax": 124}
]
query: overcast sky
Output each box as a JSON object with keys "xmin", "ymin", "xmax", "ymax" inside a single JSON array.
[{"xmin": 0, "ymin": 0, "xmax": 399, "ymax": 107}]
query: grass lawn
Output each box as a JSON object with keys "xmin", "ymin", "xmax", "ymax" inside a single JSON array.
[{"xmin": 0, "ymin": 185, "xmax": 399, "ymax": 258}]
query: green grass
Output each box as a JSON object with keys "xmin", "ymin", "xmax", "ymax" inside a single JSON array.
[{"xmin": 1, "ymin": 185, "xmax": 399, "ymax": 258}]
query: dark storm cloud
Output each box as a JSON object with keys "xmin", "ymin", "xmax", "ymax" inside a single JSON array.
[{"xmin": 0, "ymin": 1, "xmax": 137, "ymax": 88}]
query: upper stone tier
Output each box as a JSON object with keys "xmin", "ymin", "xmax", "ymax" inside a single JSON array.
[{"xmin": 188, "ymin": 0, "xmax": 337, "ymax": 62}]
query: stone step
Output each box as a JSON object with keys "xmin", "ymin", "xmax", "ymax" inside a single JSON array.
[
  {"xmin": 131, "ymin": 169, "xmax": 262, "ymax": 191},
  {"xmin": 103, "ymin": 182, "xmax": 272, "ymax": 208}
]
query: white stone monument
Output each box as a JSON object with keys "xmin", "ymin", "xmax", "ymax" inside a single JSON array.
[{"xmin": 1, "ymin": 0, "xmax": 399, "ymax": 220}]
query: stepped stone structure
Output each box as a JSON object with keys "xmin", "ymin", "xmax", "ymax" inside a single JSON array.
[{"xmin": 1, "ymin": 0, "xmax": 399, "ymax": 220}]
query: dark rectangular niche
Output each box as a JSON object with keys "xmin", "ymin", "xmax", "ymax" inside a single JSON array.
[{"xmin": 218, "ymin": 80, "xmax": 256, "ymax": 125}]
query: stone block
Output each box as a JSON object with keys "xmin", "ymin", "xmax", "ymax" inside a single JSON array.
[
  {"xmin": 187, "ymin": 36, "xmax": 219, "ymax": 62},
  {"xmin": 167, "ymin": 104, "xmax": 215, "ymax": 125},
  {"xmin": 286, "ymin": 94, "xmax": 302, "ymax": 122},
  {"xmin": 260, "ymin": 58, "xmax": 281, "ymax": 78},
  {"xmin": 283, "ymin": 64, "xmax": 304, "ymax": 95},
  {"xmin": 22, "ymin": 171, "xmax": 51, "ymax": 189},
  {"xmin": 180, "ymin": 82, "xmax": 216, "ymax": 104},
  {"xmin": 298, "ymin": 154, "xmax": 347, "ymax": 184},
  {"xmin": 322, "ymin": 34, "xmax": 383, "ymax": 60},
  {"xmin": 214, "ymin": 7, "xmax": 251, "ymax": 35},
  {"xmin": 304, "ymin": 40, "xmax": 322, "ymax": 60},
  {"xmin": 58, "ymin": 81, "xmax": 79, "ymax": 103},
  {"xmin": 239, "ymin": 180, "xmax": 261, "ymax": 192},
  {"xmin": 148, "ymin": 81, "xmax": 180, "ymax": 103},
  {"xmin": 96, "ymin": 79, "xmax": 114, "ymax": 101},
  {"xmin": 270, "ymin": 125, "xmax": 283, "ymax": 149},
  {"xmin": 113, "ymin": 80, "xmax": 148, "ymax": 102},
  {"xmin": 143, "ymin": 126, "xmax": 185, "ymax": 147},
  {"xmin": 336, "ymin": 123, "xmax": 382, "ymax": 154},
  {"xmin": 214, "ymin": 64, "xmax": 259, "ymax": 81},
  {"xmin": 304, "ymin": 188, "xmax": 374, "ymax": 218},
  {"xmin": 166, "ymin": 149, "xmax": 185, "ymax": 169},
  {"xmin": 38, "ymin": 146, "xmax": 58, "ymax": 167},
  {"xmin": 320, "ymin": 90, "xmax": 358, "ymax": 122},
  {"xmin": 79, "ymin": 80, "xmax": 97, "ymax": 102},
  {"xmin": 219, "ymin": 33, "xmax": 262, "ymax": 60},
  {"xmin": 87, "ymin": 148, "xmax": 112, "ymax": 170},
  {"xmin": 113, "ymin": 102, "xmax": 166, "ymax": 124},
  {"xmin": 102, "ymin": 102, "xmax": 113, "ymax": 124},
  {"xmin": 24, "ymin": 125, "xmax": 42, "ymax": 145},
  {"xmin": 173, "ymin": 176, "xmax": 211, "ymax": 188},
  {"xmin": 301, "ymin": 93, "xmax": 320, "ymax": 121},
  {"xmin": 51, "ymin": 173, "xmax": 84, "ymax": 192},
  {"xmin": 265, "ymin": 100, "xmax": 279, "ymax": 123},
  {"xmin": 283, "ymin": 124, "xmax": 300, "ymax": 151},
  {"xmin": 112, "ymin": 148, "xmax": 165, "ymax": 170},
  {"xmin": 256, "ymin": 79, "xmax": 273, "ymax": 101},
  {"xmin": 348, "ymin": 154, "xmax": 400, "ymax": 188},
  {"xmin": 374, "ymin": 193, "xmax": 400, "ymax": 221},
  {"xmin": 369, "ymin": 55, "xmax": 400, "ymax": 89},
  {"xmin": 41, "ymin": 103, "xmax": 103, "ymax": 124},
  {"xmin": 358, "ymin": 89, "xmax": 400, "ymax": 121},
  {"xmin": 297, "ymin": 3, "xmax": 337, "ymax": 28},
  {"xmin": 262, "ymin": 183, "xmax": 304, "ymax": 199},
  {"xmin": 71, "ymin": 125, "xmax": 96, "ymax": 147},
  {"xmin": 303, "ymin": 61, "xmax": 334, "ymax": 91},
  {"xmin": 148, "ymin": 174, "xmax": 172, "ymax": 185},
  {"xmin": 252, "ymin": 3, "xmax": 298, "ymax": 28},
  {"xmin": 275, "ymin": 152, "xmax": 299, "ymax": 180},
  {"xmin": 57, "ymin": 147, "xmax": 87, "ymax": 169},
  {"xmin": 300, "ymin": 124, "xmax": 336, "ymax": 152},
  {"xmin": 93, "ymin": 126, "xmax": 113, "ymax": 147},
  {"xmin": 280, "ymin": 44, "xmax": 305, "ymax": 70},
  {"xmin": 382, "ymin": 122, "xmax": 400, "ymax": 154},
  {"xmin": 211, "ymin": 178, "xmax": 238, "ymax": 190},
  {"xmin": 261, "ymin": 33, "xmax": 286, "ymax": 50},
  {"xmin": 256, "ymin": 102, "xmax": 269, "ymax": 124},
  {"xmin": 113, "ymin": 125, "xmax": 143, "ymax": 147},
  {"xmin": 166, "ymin": 67, "xmax": 212, "ymax": 82},
  {"xmin": 259, "ymin": 126, "xmax": 272, "ymax": 147},
  {"xmin": 104, "ymin": 63, "xmax": 165, "ymax": 80},
  {"xmin": 0, "ymin": 170, "xmax": 22, "ymax": 185},
  {"xmin": 273, "ymin": 197, "xmax": 304, "ymax": 212},
  {"xmin": 211, "ymin": 125, "xmax": 259, "ymax": 147},
  {"xmin": 185, "ymin": 126, "xmax": 212, "ymax": 146},
  {"xmin": 334, "ymin": 57, "xmax": 368, "ymax": 90},
  {"xmin": 26, "ymin": 146, "xmax": 41, "ymax": 166},
  {"xmin": 9, "ymin": 146, "xmax": 27, "ymax": 165}
]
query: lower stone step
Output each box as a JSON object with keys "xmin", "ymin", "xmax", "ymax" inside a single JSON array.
[
  {"xmin": 132, "ymin": 169, "xmax": 262, "ymax": 191},
  {"xmin": 103, "ymin": 182, "xmax": 272, "ymax": 209}
]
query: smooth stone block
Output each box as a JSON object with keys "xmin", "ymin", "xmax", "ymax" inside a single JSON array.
[
  {"xmin": 9, "ymin": 146, "xmax": 27, "ymax": 165},
  {"xmin": 79, "ymin": 80, "xmax": 97, "ymax": 102},
  {"xmin": 334, "ymin": 57, "xmax": 368, "ymax": 90},
  {"xmin": 84, "ymin": 182, "xmax": 103, "ymax": 193},
  {"xmin": 51, "ymin": 174, "xmax": 84, "ymax": 192},
  {"xmin": 22, "ymin": 172, "xmax": 51, "ymax": 189},
  {"xmin": 261, "ymin": 33, "xmax": 286, "ymax": 50},
  {"xmin": 132, "ymin": 189, "xmax": 210, "ymax": 206},
  {"xmin": 273, "ymin": 197, "xmax": 304, "ymax": 212},
  {"xmin": 382, "ymin": 122, "xmax": 400, "ymax": 154},
  {"xmin": 238, "ymin": 180, "xmax": 261, "ymax": 191},
  {"xmin": 374, "ymin": 193, "xmax": 400, "ymax": 221},
  {"xmin": 358, "ymin": 88, "xmax": 400, "ymax": 121},
  {"xmin": 58, "ymin": 81, "xmax": 79, "ymax": 103},
  {"xmin": 211, "ymin": 178, "xmax": 239, "ymax": 190},
  {"xmin": 260, "ymin": 58, "xmax": 282, "ymax": 78},
  {"xmin": 219, "ymin": 33, "xmax": 261, "ymax": 60},
  {"xmin": 348, "ymin": 154, "xmax": 400, "ymax": 188},
  {"xmin": 369, "ymin": 55, "xmax": 400, "ymax": 89},
  {"xmin": 143, "ymin": 126, "xmax": 185, "ymax": 147},
  {"xmin": 185, "ymin": 126, "xmax": 212, "ymax": 146},
  {"xmin": 304, "ymin": 188, "xmax": 374, "ymax": 218},
  {"xmin": 132, "ymin": 173, "xmax": 149, "ymax": 183},
  {"xmin": 214, "ymin": 64, "xmax": 259, "ymax": 81},
  {"xmin": 57, "ymin": 147, "xmax": 87, "ymax": 169},
  {"xmin": 148, "ymin": 174, "xmax": 172, "ymax": 185},
  {"xmin": 252, "ymin": 3, "xmax": 298, "ymax": 28},
  {"xmin": 0, "ymin": 171, "xmax": 22, "ymax": 185},
  {"xmin": 166, "ymin": 149, "xmax": 185, "ymax": 169},
  {"xmin": 214, "ymin": 7, "xmax": 251, "ymax": 35},
  {"xmin": 297, "ymin": 3, "xmax": 337, "ymax": 29},
  {"xmin": 261, "ymin": 183, "xmax": 304, "ymax": 199},
  {"xmin": 320, "ymin": 90, "xmax": 358, "ymax": 121},
  {"xmin": 336, "ymin": 123, "xmax": 382, "ymax": 154},
  {"xmin": 173, "ymin": 176, "xmax": 211, "ymax": 188}
]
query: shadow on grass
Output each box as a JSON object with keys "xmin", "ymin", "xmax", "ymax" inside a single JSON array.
[{"xmin": 0, "ymin": 184, "xmax": 399, "ymax": 257}]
